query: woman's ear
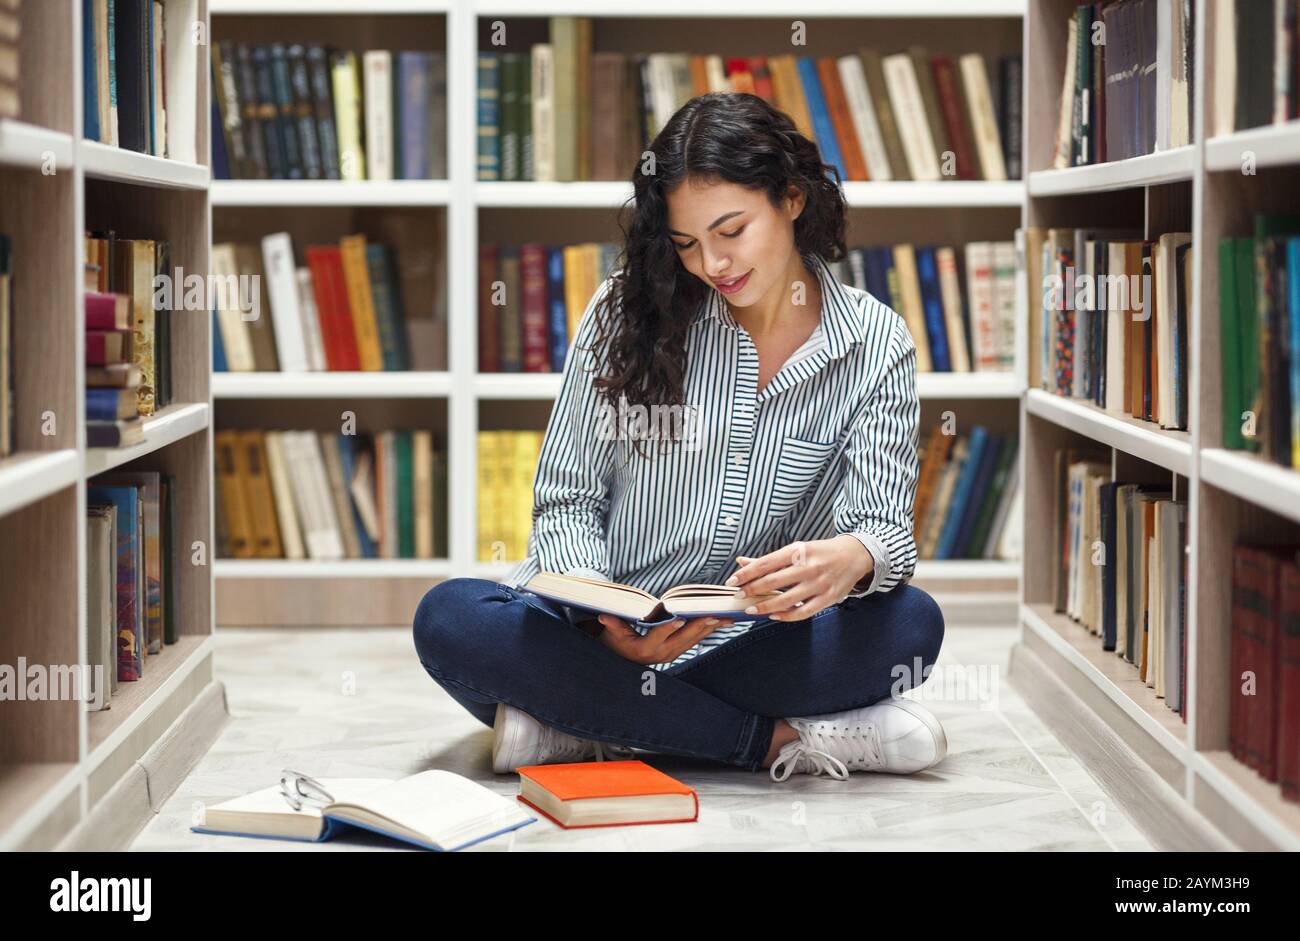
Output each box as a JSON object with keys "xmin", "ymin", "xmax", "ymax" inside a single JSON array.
[{"xmin": 785, "ymin": 184, "xmax": 807, "ymax": 221}]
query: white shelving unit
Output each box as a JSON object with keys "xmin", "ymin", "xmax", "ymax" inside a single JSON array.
[
  {"xmin": 0, "ymin": 0, "xmax": 218, "ymax": 851},
  {"xmin": 209, "ymin": 0, "xmax": 1026, "ymax": 624},
  {"xmin": 1014, "ymin": 0, "xmax": 1300, "ymax": 851}
]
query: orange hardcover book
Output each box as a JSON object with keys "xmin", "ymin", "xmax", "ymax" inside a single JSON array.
[{"xmin": 516, "ymin": 760, "xmax": 698, "ymax": 829}]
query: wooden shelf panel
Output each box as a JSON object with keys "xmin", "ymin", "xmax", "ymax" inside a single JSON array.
[
  {"xmin": 80, "ymin": 141, "xmax": 211, "ymax": 190},
  {"xmin": 213, "ymin": 371, "xmax": 453, "ymax": 398},
  {"xmin": 0, "ymin": 119, "xmax": 74, "ymax": 171},
  {"xmin": 211, "ymin": 180, "xmax": 451, "ymax": 207},
  {"xmin": 0, "ymin": 450, "xmax": 79, "ymax": 518},
  {"xmin": 1027, "ymin": 146, "xmax": 1197, "ymax": 197},
  {"xmin": 85, "ymin": 403, "xmax": 211, "ymax": 478},
  {"xmin": 476, "ymin": 180, "xmax": 1024, "ymax": 209},
  {"xmin": 0, "ymin": 762, "xmax": 80, "ymax": 851},
  {"xmin": 1192, "ymin": 752, "xmax": 1300, "ymax": 852},
  {"xmin": 1206, "ymin": 123, "xmax": 1300, "ymax": 173},
  {"xmin": 215, "ymin": 559, "xmax": 452, "ymax": 578},
  {"xmin": 1021, "ymin": 602, "xmax": 1189, "ymax": 760},
  {"xmin": 1026, "ymin": 389, "xmax": 1191, "ymax": 475},
  {"xmin": 1200, "ymin": 449, "xmax": 1300, "ymax": 526}
]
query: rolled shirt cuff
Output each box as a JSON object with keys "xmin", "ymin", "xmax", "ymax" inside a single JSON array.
[{"xmin": 844, "ymin": 532, "xmax": 890, "ymax": 597}]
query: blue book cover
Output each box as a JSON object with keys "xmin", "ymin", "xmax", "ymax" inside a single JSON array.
[
  {"xmin": 212, "ymin": 310, "xmax": 228, "ymax": 371},
  {"xmin": 1289, "ymin": 238, "xmax": 1300, "ymax": 467},
  {"xmin": 86, "ymin": 388, "xmax": 129, "ymax": 421},
  {"xmin": 936, "ymin": 426, "xmax": 988, "ymax": 559},
  {"xmin": 107, "ymin": 0, "xmax": 117, "ymax": 136},
  {"xmin": 146, "ymin": 2, "xmax": 155, "ymax": 154},
  {"xmin": 87, "ymin": 485, "xmax": 143, "ymax": 680},
  {"xmin": 476, "ymin": 52, "xmax": 500, "ymax": 180},
  {"xmin": 1099, "ymin": 481, "xmax": 1119, "ymax": 651},
  {"xmin": 795, "ymin": 57, "xmax": 845, "ymax": 183},
  {"xmin": 398, "ymin": 52, "xmax": 432, "ymax": 179},
  {"xmin": 83, "ymin": 0, "xmax": 100, "ymax": 140},
  {"xmin": 952, "ymin": 434, "xmax": 1000, "ymax": 557},
  {"xmin": 915, "ymin": 247, "xmax": 952, "ymax": 371},
  {"xmin": 863, "ymin": 248, "xmax": 888, "ymax": 303},
  {"xmin": 210, "ymin": 75, "xmax": 231, "ymax": 179},
  {"xmin": 336, "ymin": 435, "xmax": 377, "ymax": 559},
  {"xmin": 546, "ymin": 246, "xmax": 568, "ymax": 372}
]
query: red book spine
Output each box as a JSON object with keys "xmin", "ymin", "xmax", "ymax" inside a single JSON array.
[
  {"xmin": 1280, "ymin": 560, "xmax": 1300, "ymax": 801},
  {"xmin": 306, "ymin": 246, "xmax": 361, "ymax": 371},
  {"xmin": 85, "ymin": 291, "xmax": 126, "ymax": 330},
  {"xmin": 520, "ymin": 244, "xmax": 550, "ymax": 373},
  {"xmin": 748, "ymin": 56, "xmax": 775, "ymax": 104},
  {"xmin": 1231, "ymin": 547, "xmax": 1250, "ymax": 764},
  {"xmin": 479, "ymin": 243, "xmax": 500, "ymax": 373},
  {"xmin": 930, "ymin": 56, "xmax": 977, "ymax": 181},
  {"xmin": 85, "ymin": 329, "xmax": 128, "ymax": 365}
]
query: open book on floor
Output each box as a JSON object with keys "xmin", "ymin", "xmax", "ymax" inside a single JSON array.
[
  {"xmin": 192, "ymin": 769, "xmax": 535, "ymax": 851},
  {"xmin": 521, "ymin": 571, "xmax": 781, "ymax": 627}
]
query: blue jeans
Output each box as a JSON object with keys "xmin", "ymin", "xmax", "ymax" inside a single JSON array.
[{"xmin": 412, "ymin": 578, "xmax": 945, "ymax": 772}]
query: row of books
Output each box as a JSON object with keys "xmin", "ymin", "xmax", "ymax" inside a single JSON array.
[
  {"xmin": 86, "ymin": 472, "xmax": 181, "ymax": 700},
  {"xmin": 1024, "ymin": 228, "xmax": 1193, "ymax": 432},
  {"xmin": 211, "ymin": 42, "xmax": 447, "ymax": 181},
  {"xmin": 1212, "ymin": 0, "xmax": 1300, "ymax": 135},
  {"xmin": 0, "ymin": 234, "xmax": 10, "ymax": 457},
  {"xmin": 1052, "ymin": 0, "xmax": 1193, "ymax": 168},
  {"xmin": 84, "ymin": 231, "xmax": 179, "ymax": 446},
  {"xmin": 478, "ymin": 17, "xmax": 1021, "ymax": 183},
  {"xmin": 212, "ymin": 234, "xmax": 412, "ymax": 374},
  {"xmin": 0, "ymin": 0, "xmax": 17, "ymax": 119},
  {"xmin": 81, "ymin": 0, "xmax": 184, "ymax": 158},
  {"xmin": 215, "ymin": 429, "xmax": 447, "ymax": 561},
  {"xmin": 477, "ymin": 239, "xmax": 1019, "ymax": 375},
  {"xmin": 1218, "ymin": 215, "xmax": 1300, "ymax": 468},
  {"xmin": 914, "ymin": 423, "xmax": 1020, "ymax": 562},
  {"xmin": 476, "ymin": 429, "xmax": 543, "ymax": 563},
  {"xmin": 1230, "ymin": 543, "xmax": 1300, "ymax": 802},
  {"xmin": 1053, "ymin": 452, "xmax": 1188, "ymax": 721}
]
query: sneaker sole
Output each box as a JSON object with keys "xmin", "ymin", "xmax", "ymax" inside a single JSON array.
[
  {"xmin": 889, "ymin": 698, "xmax": 948, "ymax": 769},
  {"xmin": 490, "ymin": 701, "xmax": 518, "ymax": 773}
]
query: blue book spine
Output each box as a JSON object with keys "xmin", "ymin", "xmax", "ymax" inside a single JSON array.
[
  {"xmin": 146, "ymin": 3, "xmax": 155, "ymax": 154},
  {"xmin": 795, "ymin": 57, "xmax": 845, "ymax": 183},
  {"xmin": 936, "ymin": 427, "xmax": 987, "ymax": 559},
  {"xmin": 83, "ymin": 0, "xmax": 100, "ymax": 140},
  {"xmin": 916, "ymin": 247, "xmax": 952, "ymax": 371},
  {"xmin": 863, "ymin": 248, "xmax": 886, "ymax": 302},
  {"xmin": 212, "ymin": 309, "xmax": 228, "ymax": 371},
  {"xmin": 106, "ymin": 0, "xmax": 117, "ymax": 134},
  {"xmin": 1288, "ymin": 238, "xmax": 1300, "ymax": 467},
  {"xmin": 398, "ymin": 52, "xmax": 431, "ymax": 179},
  {"xmin": 952, "ymin": 435, "xmax": 1000, "ymax": 557},
  {"xmin": 336, "ymin": 435, "xmax": 377, "ymax": 558},
  {"xmin": 210, "ymin": 78, "xmax": 231, "ymax": 179},
  {"xmin": 86, "ymin": 388, "xmax": 127, "ymax": 421},
  {"xmin": 546, "ymin": 246, "xmax": 568, "ymax": 372},
  {"xmin": 476, "ymin": 53, "xmax": 500, "ymax": 180}
]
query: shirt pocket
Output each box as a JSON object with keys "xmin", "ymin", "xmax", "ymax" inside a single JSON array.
[{"xmin": 768, "ymin": 436, "xmax": 838, "ymax": 517}]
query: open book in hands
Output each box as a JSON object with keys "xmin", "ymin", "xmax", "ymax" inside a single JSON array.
[{"xmin": 521, "ymin": 571, "xmax": 781, "ymax": 627}]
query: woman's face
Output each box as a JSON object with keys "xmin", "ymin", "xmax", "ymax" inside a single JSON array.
[{"xmin": 664, "ymin": 176, "xmax": 805, "ymax": 307}]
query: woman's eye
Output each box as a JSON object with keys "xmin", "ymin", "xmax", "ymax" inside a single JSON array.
[
  {"xmin": 674, "ymin": 241, "xmax": 693, "ymax": 251},
  {"xmin": 722, "ymin": 227, "xmax": 745, "ymax": 238}
]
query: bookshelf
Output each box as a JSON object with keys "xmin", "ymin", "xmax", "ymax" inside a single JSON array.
[
  {"xmin": 1014, "ymin": 0, "xmax": 1300, "ymax": 851},
  {"xmin": 0, "ymin": 0, "xmax": 217, "ymax": 851},
  {"xmin": 209, "ymin": 0, "xmax": 1028, "ymax": 626}
]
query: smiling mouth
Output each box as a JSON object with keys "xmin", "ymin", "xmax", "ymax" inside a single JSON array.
[{"xmin": 713, "ymin": 271, "xmax": 750, "ymax": 288}]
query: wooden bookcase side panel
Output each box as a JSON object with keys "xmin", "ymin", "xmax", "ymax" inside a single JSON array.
[{"xmin": 19, "ymin": 0, "xmax": 75, "ymax": 134}]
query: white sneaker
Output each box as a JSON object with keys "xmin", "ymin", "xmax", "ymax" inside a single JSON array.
[
  {"xmin": 769, "ymin": 698, "xmax": 948, "ymax": 782},
  {"xmin": 491, "ymin": 702, "xmax": 635, "ymax": 773}
]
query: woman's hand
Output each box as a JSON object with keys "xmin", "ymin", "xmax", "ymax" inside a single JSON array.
[
  {"xmin": 725, "ymin": 535, "xmax": 873, "ymax": 621},
  {"xmin": 596, "ymin": 613, "xmax": 734, "ymax": 666}
]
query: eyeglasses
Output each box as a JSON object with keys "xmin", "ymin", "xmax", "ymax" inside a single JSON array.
[{"xmin": 279, "ymin": 769, "xmax": 335, "ymax": 812}]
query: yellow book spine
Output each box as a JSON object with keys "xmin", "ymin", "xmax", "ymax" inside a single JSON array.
[{"xmin": 339, "ymin": 234, "xmax": 384, "ymax": 370}]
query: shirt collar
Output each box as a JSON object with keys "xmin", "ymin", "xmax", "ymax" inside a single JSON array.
[{"xmin": 694, "ymin": 253, "xmax": 859, "ymax": 361}]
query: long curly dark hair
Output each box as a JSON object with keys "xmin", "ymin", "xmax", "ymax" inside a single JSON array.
[{"xmin": 584, "ymin": 91, "xmax": 848, "ymax": 460}]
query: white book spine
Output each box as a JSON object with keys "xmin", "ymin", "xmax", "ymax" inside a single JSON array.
[
  {"xmin": 882, "ymin": 53, "xmax": 939, "ymax": 181},
  {"xmin": 838, "ymin": 55, "xmax": 891, "ymax": 182},
  {"xmin": 705, "ymin": 54, "xmax": 728, "ymax": 94},
  {"xmin": 992, "ymin": 241, "xmax": 1017, "ymax": 371},
  {"xmin": 363, "ymin": 50, "xmax": 394, "ymax": 181},
  {"xmin": 212, "ymin": 244, "xmax": 256, "ymax": 371},
  {"xmin": 935, "ymin": 246, "xmax": 970, "ymax": 371},
  {"xmin": 530, "ymin": 44, "xmax": 555, "ymax": 183},
  {"xmin": 958, "ymin": 54, "xmax": 1007, "ymax": 181},
  {"xmin": 261, "ymin": 232, "xmax": 310, "ymax": 372},
  {"xmin": 161, "ymin": 0, "xmax": 196, "ymax": 161},
  {"xmin": 1105, "ymin": 243, "xmax": 1127, "ymax": 413},
  {"xmin": 263, "ymin": 431, "xmax": 305, "ymax": 560},
  {"xmin": 295, "ymin": 267, "xmax": 327, "ymax": 371},
  {"xmin": 965, "ymin": 241, "xmax": 998, "ymax": 372},
  {"xmin": 649, "ymin": 54, "xmax": 678, "ymax": 140}
]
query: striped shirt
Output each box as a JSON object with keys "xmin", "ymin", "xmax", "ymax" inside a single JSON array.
[{"xmin": 504, "ymin": 253, "xmax": 921, "ymax": 668}]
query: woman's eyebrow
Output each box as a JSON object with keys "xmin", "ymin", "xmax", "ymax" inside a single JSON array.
[{"xmin": 667, "ymin": 210, "xmax": 745, "ymax": 237}]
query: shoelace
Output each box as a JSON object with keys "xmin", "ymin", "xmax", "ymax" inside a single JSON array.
[
  {"xmin": 540, "ymin": 727, "xmax": 632, "ymax": 764},
  {"xmin": 769, "ymin": 721, "xmax": 885, "ymax": 782}
]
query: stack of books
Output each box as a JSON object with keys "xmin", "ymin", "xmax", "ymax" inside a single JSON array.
[
  {"xmin": 1051, "ymin": 450, "xmax": 1189, "ymax": 723},
  {"xmin": 1024, "ymin": 227, "xmax": 1193, "ymax": 431},
  {"xmin": 86, "ymin": 472, "xmax": 180, "ymax": 702},
  {"xmin": 214, "ymin": 428, "xmax": 447, "ymax": 562},
  {"xmin": 211, "ymin": 41, "xmax": 447, "ymax": 181},
  {"xmin": 914, "ymin": 422, "xmax": 1020, "ymax": 562},
  {"xmin": 212, "ymin": 233, "xmax": 417, "ymax": 373},
  {"xmin": 1218, "ymin": 214, "xmax": 1300, "ymax": 468},
  {"xmin": 1050, "ymin": 0, "xmax": 1193, "ymax": 168},
  {"xmin": 478, "ymin": 16, "xmax": 1021, "ymax": 182},
  {"xmin": 1230, "ymin": 544, "xmax": 1300, "ymax": 803}
]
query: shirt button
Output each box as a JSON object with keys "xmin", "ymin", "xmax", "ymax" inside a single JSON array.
[
  {"xmin": 732, "ymin": 453, "xmax": 744, "ymax": 468},
  {"xmin": 722, "ymin": 514, "xmax": 737, "ymax": 527}
]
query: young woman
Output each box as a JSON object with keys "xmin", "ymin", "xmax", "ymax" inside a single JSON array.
[{"xmin": 413, "ymin": 92, "xmax": 946, "ymax": 782}]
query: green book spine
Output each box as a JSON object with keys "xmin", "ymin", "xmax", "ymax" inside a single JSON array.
[
  {"xmin": 397, "ymin": 432, "xmax": 414, "ymax": 558},
  {"xmin": 1235, "ymin": 238, "xmax": 1260, "ymax": 452},
  {"xmin": 967, "ymin": 435, "xmax": 1016, "ymax": 556},
  {"xmin": 432, "ymin": 447, "xmax": 447, "ymax": 558},
  {"xmin": 1219, "ymin": 238, "xmax": 1244, "ymax": 450}
]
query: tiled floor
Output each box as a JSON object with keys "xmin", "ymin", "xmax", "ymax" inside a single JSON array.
[{"xmin": 131, "ymin": 621, "xmax": 1154, "ymax": 851}]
